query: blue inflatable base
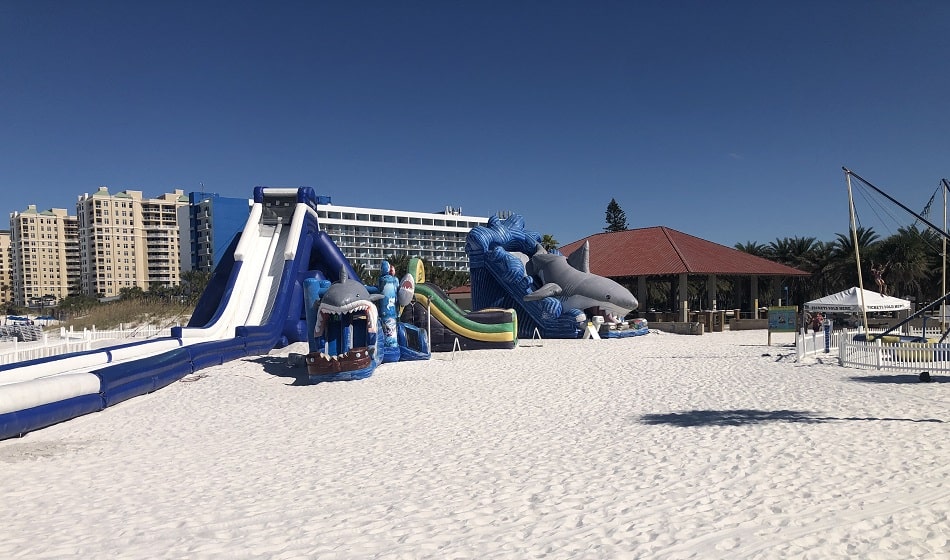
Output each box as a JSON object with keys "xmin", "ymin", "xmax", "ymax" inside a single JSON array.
[
  {"xmin": 381, "ymin": 345, "xmax": 401, "ymax": 364},
  {"xmin": 398, "ymin": 323, "xmax": 430, "ymax": 361},
  {"xmin": 398, "ymin": 346, "xmax": 430, "ymax": 361},
  {"xmin": 308, "ymin": 366, "xmax": 375, "ymax": 383},
  {"xmin": 0, "ymin": 394, "xmax": 104, "ymax": 440},
  {"xmin": 602, "ymin": 327, "xmax": 651, "ymax": 338}
]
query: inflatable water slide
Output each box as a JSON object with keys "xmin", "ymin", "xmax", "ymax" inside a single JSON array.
[
  {"xmin": 399, "ymin": 258, "xmax": 517, "ymax": 351},
  {"xmin": 0, "ymin": 187, "xmax": 356, "ymax": 440},
  {"xmin": 466, "ymin": 214, "xmax": 638, "ymax": 339}
]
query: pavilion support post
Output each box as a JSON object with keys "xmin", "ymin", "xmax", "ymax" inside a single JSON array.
[
  {"xmin": 751, "ymin": 275, "xmax": 760, "ymax": 318},
  {"xmin": 637, "ymin": 276, "xmax": 647, "ymax": 313},
  {"xmin": 678, "ymin": 273, "xmax": 688, "ymax": 318},
  {"xmin": 707, "ymin": 274, "xmax": 717, "ymax": 310}
]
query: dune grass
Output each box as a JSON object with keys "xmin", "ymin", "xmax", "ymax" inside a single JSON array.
[{"xmin": 60, "ymin": 299, "xmax": 193, "ymax": 332}]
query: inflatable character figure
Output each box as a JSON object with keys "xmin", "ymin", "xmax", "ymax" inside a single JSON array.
[{"xmin": 378, "ymin": 261, "xmax": 401, "ymax": 363}]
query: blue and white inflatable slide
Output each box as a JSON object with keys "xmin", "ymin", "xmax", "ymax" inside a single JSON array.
[{"xmin": 0, "ymin": 187, "xmax": 357, "ymax": 440}]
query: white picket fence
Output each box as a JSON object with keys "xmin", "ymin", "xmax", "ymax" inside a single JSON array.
[
  {"xmin": 797, "ymin": 326, "xmax": 950, "ymax": 372},
  {"xmin": 0, "ymin": 324, "xmax": 173, "ymax": 366}
]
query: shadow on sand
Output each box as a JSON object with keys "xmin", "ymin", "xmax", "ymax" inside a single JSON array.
[
  {"xmin": 638, "ymin": 408, "xmax": 944, "ymax": 427},
  {"xmin": 246, "ymin": 354, "xmax": 310, "ymax": 386},
  {"xmin": 848, "ymin": 373, "xmax": 946, "ymax": 384}
]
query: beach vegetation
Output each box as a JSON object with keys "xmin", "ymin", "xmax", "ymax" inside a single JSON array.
[
  {"xmin": 733, "ymin": 241, "xmax": 769, "ymax": 257},
  {"xmin": 39, "ymin": 271, "xmax": 210, "ymax": 331},
  {"xmin": 354, "ymin": 255, "xmax": 470, "ymax": 291},
  {"xmin": 728, "ymin": 224, "xmax": 943, "ymax": 309},
  {"xmin": 874, "ymin": 226, "xmax": 939, "ymax": 298},
  {"xmin": 540, "ymin": 234, "xmax": 559, "ymax": 251},
  {"xmin": 350, "ymin": 261, "xmax": 374, "ymax": 285},
  {"xmin": 604, "ymin": 198, "xmax": 628, "ymax": 232},
  {"xmin": 59, "ymin": 298, "xmax": 193, "ymax": 331}
]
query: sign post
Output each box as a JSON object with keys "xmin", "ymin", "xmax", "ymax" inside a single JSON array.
[{"xmin": 767, "ymin": 306, "xmax": 798, "ymax": 345}]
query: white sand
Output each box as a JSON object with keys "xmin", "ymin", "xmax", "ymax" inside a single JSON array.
[{"xmin": 0, "ymin": 330, "xmax": 947, "ymax": 559}]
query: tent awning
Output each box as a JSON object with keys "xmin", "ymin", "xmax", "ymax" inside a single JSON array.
[{"xmin": 804, "ymin": 287, "xmax": 910, "ymax": 313}]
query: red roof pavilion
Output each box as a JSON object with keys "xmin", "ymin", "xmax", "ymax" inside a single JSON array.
[
  {"xmin": 559, "ymin": 227, "xmax": 808, "ymax": 278},
  {"xmin": 559, "ymin": 227, "xmax": 808, "ymax": 314}
]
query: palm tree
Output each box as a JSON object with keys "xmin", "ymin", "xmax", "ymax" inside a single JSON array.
[
  {"xmin": 806, "ymin": 241, "xmax": 838, "ymax": 302},
  {"xmin": 733, "ymin": 241, "xmax": 774, "ymax": 308},
  {"xmin": 179, "ymin": 270, "xmax": 212, "ymax": 305},
  {"xmin": 540, "ymin": 234, "xmax": 559, "ymax": 252},
  {"xmin": 768, "ymin": 237, "xmax": 821, "ymax": 269},
  {"xmin": 119, "ymin": 286, "xmax": 146, "ymax": 301},
  {"xmin": 835, "ymin": 226, "xmax": 880, "ymax": 254},
  {"xmin": 734, "ymin": 241, "xmax": 771, "ymax": 258},
  {"xmin": 646, "ymin": 275, "xmax": 674, "ymax": 311},
  {"xmin": 767, "ymin": 236, "xmax": 822, "ymax": 304},
  {"xmin": 348, "ymin": 260, "xmax": 374, "ymax": 285},
  {"xmin": 829, "ymin": 226, "xmax": 880, "ymax": 288},
  {"xmin": 427, "ymin": 265, "xmax": 470, "ymax": 290},
  {"xmin": 874, "ymin": 226, "xmax": 939, "ymax": 302},
  {"xmin": 57, "ymin": 292, "xmax": 98, "ymax": 319}
]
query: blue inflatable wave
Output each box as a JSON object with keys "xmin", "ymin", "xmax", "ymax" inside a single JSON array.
[{"xmin": 467, "ymin": 214, "xmax": 584, "ymax": 339}]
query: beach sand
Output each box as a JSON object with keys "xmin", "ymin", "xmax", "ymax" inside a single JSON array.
[{"xmin": 0, "ymin": 330, "xmax": 946, "ymax": 559}]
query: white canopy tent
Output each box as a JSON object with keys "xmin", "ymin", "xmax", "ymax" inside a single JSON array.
[{"xmin": 804, "ymin": 287, "xmax": 911, "ymax": 313}]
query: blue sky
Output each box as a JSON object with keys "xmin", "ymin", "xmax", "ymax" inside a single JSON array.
[{"xmin": 2, "ymin": 1, "xmax": 948, "ymax": 248}]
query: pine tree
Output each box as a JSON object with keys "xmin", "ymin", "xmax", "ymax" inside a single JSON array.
[{"xmin": 604, "ymin": 198, "xmax": 628, "ymax": 232}]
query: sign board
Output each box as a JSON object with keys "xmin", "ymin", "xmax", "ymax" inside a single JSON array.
[
  {"xmin": 768, "ymin": 306, "xmax": 798, "ymax": 332},
  {"xmin": 767, "ymin": 306, "xmax": 798, "ymax": 345}
]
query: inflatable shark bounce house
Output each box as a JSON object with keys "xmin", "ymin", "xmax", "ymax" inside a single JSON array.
[
  {"xmin": 466, "ymin": 214, "xmax": 639, "ymax": 339},
  {"xmin": 303, "ymin": 260, "xmax": 430, "ymax": 383}
]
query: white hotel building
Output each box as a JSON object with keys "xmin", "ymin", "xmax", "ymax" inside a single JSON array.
[{"xmin": 315, "ymin": 203, "xmax": 488, "ymax": 272}]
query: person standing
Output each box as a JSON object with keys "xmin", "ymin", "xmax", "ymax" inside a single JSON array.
[{"xmin": 871, "ymin": 262, "xmax": 888, "ymax": 296}]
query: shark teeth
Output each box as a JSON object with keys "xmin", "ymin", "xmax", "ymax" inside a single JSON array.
[
  {"xmin": 312, "ymin": 349, "xmax": 366, "ymax": 361},
  {"xmin": 313, "ymin": 299, "xmax": 379, "ymax": 337}
]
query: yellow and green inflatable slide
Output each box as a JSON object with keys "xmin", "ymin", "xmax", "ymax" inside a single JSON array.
[{"xmin": 400, "ymin": 258, "xmax": 517, "ymax": 351}]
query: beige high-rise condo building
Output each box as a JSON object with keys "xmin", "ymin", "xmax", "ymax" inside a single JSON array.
[
  {"xmin": 75, "ymin": 186, "xmax": 189, "ymax": 300},
  {"xmin": 0, "ymin": 229, "xmax": 13, "ymax": 307},
  {"xmin": 8, "ymin": 206, "xmax": 80, "ymax": 308}
]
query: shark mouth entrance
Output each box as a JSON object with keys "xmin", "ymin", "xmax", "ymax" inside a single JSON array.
[{"xmin": 308, "ymin": 299, "xmax": 379, "ymax": 377}]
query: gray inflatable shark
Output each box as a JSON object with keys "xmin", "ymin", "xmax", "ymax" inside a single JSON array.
[
  {"xmin": 314, "ymin": 268, "xmax": 383, "ymax": 338},
  {"xmin": 524, "ymin": 242, "xmax": 638, "ymax": 320}
]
